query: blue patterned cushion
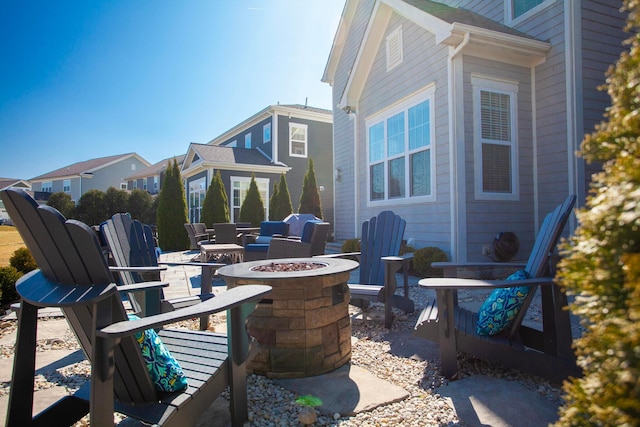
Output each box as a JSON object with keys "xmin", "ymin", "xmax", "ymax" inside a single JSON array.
[
  {"xmin": 128, "ymin": 315, "xmax": 188, "ymax": 392},
  {"xmin": 476, "ymin": 270, "xmax": 530, "ymax": 336}
]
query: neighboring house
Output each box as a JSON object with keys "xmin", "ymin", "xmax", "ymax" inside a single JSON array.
[
  {"xmin": 30, "ymin": 153, "xmax": 151, "ymax": 203},
  {"xmin": 322, "ymin": 0, "xmax": 626, "ymax": 261},
  {"xmin": 0, "ymin": 178, "xmax": 31, "ymax": 221},
  {"xmin": 181, "ymin": 104, "xmax": 334, "ymax": 225},
  {"xmin": 125, "ymin": 155, "xmax": 186, "ymax": 195}
]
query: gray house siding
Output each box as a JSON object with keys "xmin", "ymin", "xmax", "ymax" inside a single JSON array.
[
  {"xmin": 275, "ymin": 114, "xmax": 334, "ymax": 226},
  {"xmin": 357, "ymin": 13, "xmax": 451, "ymax": 250},
  {"xmin": 221, "ymin": 118, "xmax": 272, "ymax": 151},
  {"xmin": 332, "ymin": 0, "xmax": 377, "ymax": 240}
]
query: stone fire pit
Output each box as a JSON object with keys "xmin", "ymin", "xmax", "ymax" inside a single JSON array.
[{"xmin": 216, "ymin": 257, "xmax": 358, "ymax": 378}]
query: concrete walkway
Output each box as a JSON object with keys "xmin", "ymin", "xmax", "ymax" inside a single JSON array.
[{"xmin": 0, "ymin": 250, "xmax": 566, "ymax": 426}]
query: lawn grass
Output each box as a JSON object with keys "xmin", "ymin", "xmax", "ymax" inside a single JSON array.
[{"xmin": 0, "ymin": 226, "xmax": 25, "ymax": 267}]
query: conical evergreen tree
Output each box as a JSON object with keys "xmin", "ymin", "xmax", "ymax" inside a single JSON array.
[
  {"xmin": 201, "ymin": 170, "xmax": 230, "ymax": 226},
  {"xmin": 298, "ymin": 158, "xmax": 323, "ymax": 219},
  {"xmin": 268, "ymin": 181, "xmax": 279, "ymax": 220},
  {"xmin": 239, "ymin": 173, "xmax": 265, "ymax": 227},
  {"xmin": 555, "ymin": 2, "xmax": 640, "ymax": 424},
  {"xmin": 156, "ymin": 159, "xmax": 189, "ymax": 250},
  {"xmin": 277, "ymin": 173, "xmax": 293, "ymax": 219}
]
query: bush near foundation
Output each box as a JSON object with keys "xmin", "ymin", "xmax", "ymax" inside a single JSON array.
[{"xmin": 412, "ymin": 247, "xmax": 447, "ymax": 278}]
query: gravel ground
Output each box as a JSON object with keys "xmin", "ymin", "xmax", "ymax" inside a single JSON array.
[{"xmin": 0, "ymin": 283, "xmax": 569, "ymax": 426}]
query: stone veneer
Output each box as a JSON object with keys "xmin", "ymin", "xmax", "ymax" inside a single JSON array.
[{"xmin": 218, "ymin": 259, "xmax": 357, "ymax": 378}]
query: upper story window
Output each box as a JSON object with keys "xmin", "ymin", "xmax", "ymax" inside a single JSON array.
[
  {"xmin": 366, "ymin": 86, "xmax": 435, "ymax": 205},
  {"xmin": 42, "ymin": 181, "xmax": 52, "ymax": 193},
  {"xmin": 472, "ymin": 75, "xmax": 519, "ymax": 200},
  {"xmin": 228, "ymin": 140, "xmax": 237, "ymax": 148},
  {"xmin": 120, "ymin": 183, "xmax": 127, "ymax": 190},
  {"xmin": 289, "ymin": 123, "xmax": 308, "ymax": 157},
  {"xmin": 386, "ymin": 25, "xmax": 403, "ymax": 71},
  {"xmin": 507, "ymin": 0, "xmax": 553, "ymax": 23},
  {"xmin": 245, "ymin": 133, "xmax": 252, "ymax": 149},
  {"xmin": 263, "ymin": 123, "xmax": 271, "ymax": 144},
  {"xmin": 63, "ymin": 179, "xmax": 71, "ymax": 192}
]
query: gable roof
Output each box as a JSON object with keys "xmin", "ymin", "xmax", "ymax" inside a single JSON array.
[
  {"xmin": 181, "ymin": 143, "xmax": 290, "ymax": 176},
  {"xmin": 0, "ymin": 178, "xmax": 31, "ymax": 191},
  {"xmin": 126, "ymin": 155, "xmax": 186, "ymax": 180},
  {"xmin": 325, "ymin": 0, "xmax": 550, "ymax": 108},
  {"xmin": 31, "ymin": 153, "xmax": 151, "ymax": 181},
  {"xmin": 207, "ymin": 104, "xmax": 332, "ymax": 146}
]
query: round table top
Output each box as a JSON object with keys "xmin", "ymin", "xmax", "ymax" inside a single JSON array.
[{"xmin": 216, "ymin": 257, "xmax": 358, "ymax": 280}]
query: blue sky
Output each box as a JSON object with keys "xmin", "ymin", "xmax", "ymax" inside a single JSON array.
[{"xmin": 0, "ymin": 0, "xmax": 344, "ymax": 180}]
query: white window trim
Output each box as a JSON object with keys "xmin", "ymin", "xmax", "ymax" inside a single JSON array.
[
  {"xmin": 263, "ymin": 123, "xmax": 271, "ymax": 144},
  {"xmin": 471, "ymin": 75, "xmax": 519, "ymax": 201},
  {"xmin": 505, "ymin": 0, "xmax": 555, "ymax": 26},
  {"xmin": 289, "ymin": 123, "xmax": 308, "ymax": 158},
  {"xmin": 386, "ymin": 25, "xmax": 403, "ymax": 71},
  {"xmin": 365, "ymin": 85, "xmax": 436, "ymax": 207},
  {"xmin": 63, "ymin": 179, "xmax": 71, "ymax": 193},
  {"xmin": 230, "ymin": 176, "xmax": 270, "ymax": 222},
  {"xmin": 41, "ymin": 181, "xmax": 52, "ymax": 192}
]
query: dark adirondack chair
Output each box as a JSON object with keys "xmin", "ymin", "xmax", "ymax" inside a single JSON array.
[
  {"xmin": 184, "ymin": 222, "xmax": 211, "ymax": 249},
  {"xmin": 212, "ymin": 222, "xmax": 240, "ymax": 244},
  {"xmin": 320, "ymin": 211, "xmax": 414, "ymax": 328},
  {"xmin": 414, "ymin": 195, "xmax": 579, "ymax": 382},
  {"xmin": 1, "ymin": 188, "xmax": 271, "ymax": 427},
  {"xmin": 101, "ymin": 213, "xmax": 226, "ymax": 329}
]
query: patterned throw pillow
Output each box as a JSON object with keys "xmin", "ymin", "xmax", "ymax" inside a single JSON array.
[
  {"xmin": 128, "ymin": 315, "xmax": 188, "ymax": 392},
  {"xmin": 476, "ymin": 270, "xmax": 531, "ymax": 336}
]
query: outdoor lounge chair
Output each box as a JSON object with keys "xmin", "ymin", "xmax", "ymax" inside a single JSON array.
[
  {"xmin": 319, "ymin": 211, "xmax": 414, "ymax": 328},
  {"xmin": 243, "ymin": 220, "xmax": 289, "ymax": 261},
  {"xmin": 184, "ymin": 222, "xmax": 211, "ymax": 249},
  {"xmin": 1, "ymin": 188, "xmax": 271, "ymax": 427},
  {"xmin": 414, "ymin": 195, "xmax": 579, "ymax": 383},
  {"xmin": 266, "ymin": 221, "xmax": 330, "ymax": 259},
  {"xmin": 101, "ymin": 213, "xmax": 226, "ymax": 329}
]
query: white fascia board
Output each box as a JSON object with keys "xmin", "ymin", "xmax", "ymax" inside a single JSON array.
[
  {"xmin": 323, "ymin": 0, "xmax": 358, "ymax": 84},
  {"xmin": 381, "ymin": 0, "xmax": 452, "ymax": 43},
  {"xmin": 272, "ymin": 105, "xmax": 333, "ymax": 123},
  {"xmin": 182, "ymin": 162, "xmax": 290, "ymax": 178},
  {"xmin": 339, "ymin": 1, "xmax": 392, "ymax": 110}
]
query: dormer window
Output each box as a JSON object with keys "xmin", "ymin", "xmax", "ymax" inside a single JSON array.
[
  {"xmin": 386, "ymin": 26, "xmax": 403, "ymax": 71},
  {"xmin": 507, "ymin": 0, "xmax": 553, "ymax": 23}
]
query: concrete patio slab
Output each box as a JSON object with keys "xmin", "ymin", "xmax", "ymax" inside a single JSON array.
[{"xmin": 274, "ymin": 363, "xmax": 410, "ymax": 416}]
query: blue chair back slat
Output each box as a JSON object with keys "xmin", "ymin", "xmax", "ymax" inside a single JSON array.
[{"xmin": 359, "ymin": 211, "xmax": 406, "ymax": 286}]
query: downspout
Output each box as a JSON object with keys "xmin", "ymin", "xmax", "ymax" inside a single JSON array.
[
  {"xmin": 447, "ymin": 32, "xmax": 469, "ymax": 262},
  {"xmin": 531, "ymin": 67, "xmax": 539, "ymax": 231},
  {"xmin": 349, "ymin": 109, "xmax": 359, "ymax": 237}
]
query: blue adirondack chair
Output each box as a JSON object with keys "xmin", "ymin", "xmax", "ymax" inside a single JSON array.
[{"xmin": 322, "ymin": 211, "xmax": 414, "ymax": 328}]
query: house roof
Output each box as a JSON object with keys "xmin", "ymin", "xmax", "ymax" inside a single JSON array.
[
  {"xmin": 181, "ymin": 143, "xmax": 290, "ymax": 176},
  {"xmin": 0, "ymin": 178, "xmax": 31, "ymax": 191},
  {"xmin": 126, "ymin": 155, "xmax": 186, "ymax": 180},
  {"xmin": 324, "ymin": 0, "xmax": 550, "ymax": 100},
  {"xmin": 207, "ymin": 104, "xmax": 332, "ymax": 146},
  {"xmin": 31, "ymin": 153, "xmax": 151, "ymax": 181}
]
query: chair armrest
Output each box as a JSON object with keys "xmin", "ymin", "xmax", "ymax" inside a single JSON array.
[
  {"xmin": 432, "ymin": 261, "xmax": 526, "ymax": 278},
  {"xmin": 110, "ymin": 265, "xmax": 167, "ymax": 273},
  {"xmin": 159, "ymin": 261, "xmax": 225, "ymax": 268},
  {"xmin": 97, "ymin": 284, "xmax": 272, "ymax": 338},
  {"xmin": 116, "ymin": 281, "xmax": 169, "ymax": 293},
  {"xmin": 315, "ymin": 251, "xmax": 361, "ymax": 259},
  {"xmin": 418, "ymin": 276, "xmax": 553, "ymax": 290}
]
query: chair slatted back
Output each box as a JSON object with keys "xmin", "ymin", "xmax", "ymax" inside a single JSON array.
[
  {"xmin": 506, "ymin": 194, "xmax": 576, "ymax": 339},
  {"xmin": 1, "ymin": 189, "xmax": 157, "ymax": 403},
  {"xmin": 308, "ymin": 222, "xmax": 331, "ymax": 256},
  {"xmin": 359, "ymin": 211, "xmax": 406, "ymax": 286}
]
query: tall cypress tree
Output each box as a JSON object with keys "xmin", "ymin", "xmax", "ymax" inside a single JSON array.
[
  {"xmin": 277, "ymin": 173, "xmax": 293, "ymax": 219},
  {"xmin": 268, "ymin": 181, "xmax": 279, "ymax": 220},
  {"xmin": 239, "ymin": 173, "xmax": 265, "ymax": 227},
  {"xmin": 202, "ymin": 170, "xmax": 230, "ymax": 226},
  {"xmin": 298, "ymin": 158, "xmax": 323, "ymax": 219},
  {"xmin": 156, "ymin": 159, "xmax": 189, "ymax": 250},
  {"xmin": 555, "ymin": 2, "xmax": 640, "ymax": 424}
]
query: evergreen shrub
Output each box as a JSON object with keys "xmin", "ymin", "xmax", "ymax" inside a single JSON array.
[{"xmin": 412, "ymin": 247, "xmax": 448, "ymax": 278}]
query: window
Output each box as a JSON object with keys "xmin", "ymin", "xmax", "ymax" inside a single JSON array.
[
  {"xmin": 289, "ymin": 123, "xmax": 307, "ymax": 157},
  {"xmin": 133, "ymin": 181, "xmax": 138, "ymax": 189},
  {"xmin": 188, "ymin": 177, "xmax": 207, "ymax": 223},
  {"xmin": 42, "ymin": 181, "xmax": 52, "ymax": 192},
  {"xmin": 386, "ymin": 25, "xmax": 403, "ymax": 71},
  {"xmin": 507, "ymin": 0, "xmax": 553, "ymax": 22},
  {"xmin": 366, "ymin": 86, "xmax": 435, "ymax": 204},
  {"xmin": 120, "ymin": 183, "xmax": 127, "ymax": 190},
  {"xmin": 263, "ymin": 123, "xmax": 271, "ymax": 143},
  {"xmin": 153, "ymin": 176, "xmax": 159, "ymax": 192},
  {"xmin": 63, "ymin": 179, "xmax": 70, "ymax": 193},
  {"xmin": 228, "ymin": 140, "xmax": 237, "ymax": 148},
  {"xmin": 245, "ymin": 133, "xmax": 251, "ymax": 149},
  {"xmin": 472, "ymin": 75, "xmax": 519, "ymax": 200},
  {"xmin": 231, "ymin": 177, "xmax": 269, "ymax": 222}
]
